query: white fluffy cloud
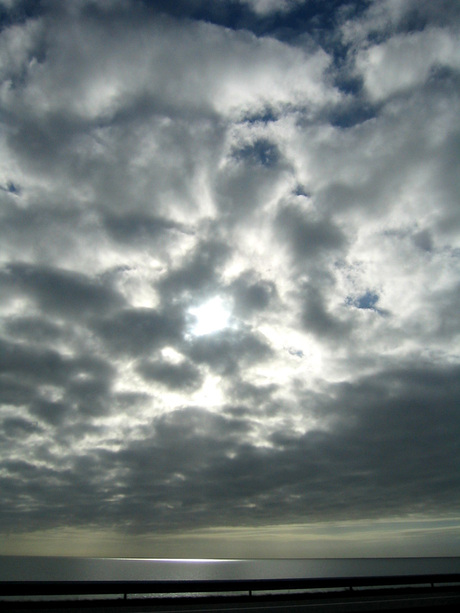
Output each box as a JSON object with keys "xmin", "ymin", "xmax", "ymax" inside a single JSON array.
[
  {"xmin": 239, "ymin": 0, "xmax": 304, "ymax": 16},
  {"xmin": 355, "ymin": 27, "xmax": 460, "ymax": 100}
]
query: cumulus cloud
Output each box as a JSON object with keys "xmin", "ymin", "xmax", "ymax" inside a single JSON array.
[
  {"xmin": 1, "ymin": 0, "xmax": 459, "ymax": 556},
  {"xmin": 137, "ymin": 359, "xmax": 203, "ymax": 391},
  {"xmin": 355, "ymin": 27, "xmax": 460, "ymax": 100},
  {"xmin": 240, "ymin": 0, "xmax": 304, "ymax": 17}
]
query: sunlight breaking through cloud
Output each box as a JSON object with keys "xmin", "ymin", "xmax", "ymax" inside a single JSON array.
[{"xmin": 0, "ymin": 0, "xmax": 459, "ymax": 558}]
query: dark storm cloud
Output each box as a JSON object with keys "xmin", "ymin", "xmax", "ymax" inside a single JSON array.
[
  {"xmin": 159, "ymin": 238, "xmax": 229, "ymax": 298},
  {"xmin": 0, "ymin": 376, "xmax": 35, "ymax": 407},
  {"xmin": 93, "ymin": 307, "xmax": 185, "ymax": 356},
  {"xmin": 276, "ymin": 204, "xmax": 347, "ymax": 261},
  {"xmin": 4, "ymin": 315, "xmax": 63, "ymax": 344},
  {"xmin": 1, "ymin": 262, "xmax": 124, "ymax": 318},
  {"xmin": 28, "ymin": 397, "xmax": 70, "ymax": 426},
  {"xmin": 230, "ymin": 271, "xmax": 277, "ymax": 316},
  {"xmin": 66, "ymin": 375, "xmax": 112, "ymax": 418},
  {"xmin": 2, "ymin": 360, "xmax": 457, "ymax": 535},
  {"xmin": 185, "ymin": 328, "xmax": 273, "ymax": 376},
  {"xmin": 137, "ymin": 359, "xmax": 203, "ymax": 391},
  {"xmin": 0, "ymin": 334, "xmax": 116, "ymax": 423},
  {"xmin": 430, "ymin": 282, "xmax": 460, "ymax": 341},
  {"xmin": 0, "ymin": 407, "xmax": 246, "ymax": 533},
  {"xmin": 412, "ymin": 229, "xmax": 433, "ymax": 252},
  {"xmin": 301, "ymin": 284, "xmax": 352, "ymax": 339},
  {"xmin": 102, "ymin": 211, "xmax": 191, "ymax": 246},
  {"xmin": 226, "ymin": 377, "xmax": 279, "ymax": 405},
  {"xmin": 0, "ymin": 456, "xmax": 103, "ymax": 533},
  {"xmin": 126, "ymin": 362, "xmax": 459, "ymax": 528},
  {"xmin": 0, "ymin": 336, "xmax": 73, "ymax": 386},
  {"xmin": 0, "ymin": 203, "xmax": 87, "ymax": 261},
  {"xmin": 6, "ymin": 112, "xmax": 86, "ymax": 176},
  {"xmin": 1, "ymin": 415, "xmax": 42, "ymax": 438}
]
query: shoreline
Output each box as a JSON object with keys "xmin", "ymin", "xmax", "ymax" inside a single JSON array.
[{"xmin": 2, "ymin": 585, "xmax": 460, "ymax": 612}]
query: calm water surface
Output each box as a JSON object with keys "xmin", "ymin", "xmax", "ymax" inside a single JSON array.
[{"xmin": 1, "ymin": 556, "xmax": 460, "ymax": 582}]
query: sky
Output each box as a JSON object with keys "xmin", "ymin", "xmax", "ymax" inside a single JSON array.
[{"xmin": 0, "ymin": 0, "xmax": 459, "ymax": 559}]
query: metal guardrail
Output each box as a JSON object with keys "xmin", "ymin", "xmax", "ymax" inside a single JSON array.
[{"xmin": 1, "ymin": 573, "xmax": 460, "ymax": 599}]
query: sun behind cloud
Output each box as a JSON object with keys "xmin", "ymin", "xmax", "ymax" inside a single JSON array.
[
  {"xmin": 0, "ymin": 0, "xmax": 459, "ymax": 559},
  {"xmin": 188, "ymin": 296, "xmax": 232, "ymax": 336}
]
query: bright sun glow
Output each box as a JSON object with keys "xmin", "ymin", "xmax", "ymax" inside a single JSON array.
[{"xmin": 189, "ymin": 297, "xmax": 230, "ymax": 336}]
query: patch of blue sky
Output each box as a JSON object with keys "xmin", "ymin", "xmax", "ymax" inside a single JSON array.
[
  {"xmin": 356, "ymin": 291, "xmax": 379, "ymax": 310},
  {"xmin": 232, "ymin": 139, "xmax": 280, "ymax": 168},
  {"xmin": 328, "ymin": 103, "xmax": 378, "ymax": 128},
  {"xmin": 1, "ymin": 181, "xmax": 21, "ymax": 195},
  {"xmin": 293, "ymin": 184, "xmax": 311, "ymax": 198},
  {"xmin": 143, "ymin": 0, "xmax": 372, "ymax": 44},
  {"xmin": 240, "ymin": 106, "xmax": 279, "ymax": 125},
  {"xmin": 347, "ymin": 291, "xmax": 380, "ymax": 311},
  {"xmin": 253, "ymin": 0, "xmax": 371, "ymax": 41},
  {"xmin": 0, "ymin": 0, "xmax": 43, "ymax": 28}
]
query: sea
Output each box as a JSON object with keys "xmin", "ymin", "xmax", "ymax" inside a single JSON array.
[{"xmin": 1, "ymin": 556, "xmax": 460, "ymax": 601}]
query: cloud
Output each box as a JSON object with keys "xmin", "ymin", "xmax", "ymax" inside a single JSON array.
[
  {"xmin": 185, "ymin": 328, "xmax": 273, "ymax": 376},
  {"xmin": 1, "ymin": 415, "xmax": 42, "ymax": 438},
  {"xmin": 0, "ymin": 337, "xmax": 73, "ymax": 386},
  {"xmin": 341, "ymin": 0, "xmax": 460, "ymax": 46},
  {"xmin": 137, "ymin": 359, "xmax": 203, "ymax": 391},
  {"xmin": 230, "ymin": 271, "xmax": 277, "ymax": 317},
  {"xmin": 93, "ymin": 307, "xmax": 185, "ymax": 356},
  {"xmin": 159, "ymin": 238, "xmax": 230, "ymax": 299},
  {"xmin": 2, "ymin": 361, "xmax": 457, "ymax": 536},
  {"xmin": 276, "ymin": 203, "xmax": 347, "ymax": 261},
  {"xmin": 239, "ymin": 0, "xmax": 304, "ymax": 17},
  {"xmin": 4, "ymin": 314, "xmax": 63, "ymax": 344},
  {"xmin": 355, "ymin": 27, "xmax": 460, "ymax": 101},
  {"xmin": 300, "ymin": 284, "xmax": 352, "ymax": 340},
  {"xmin": 0, "ymin": 0, "xmax": 335, "ymax": 123},
  {"xmin": 102, "ymin": 211, "xmax": 190, "ymax": 246},
  {"xmin": 1, "ymin": 262, "xmax": 124, "ymax": 318},
  {"xmin": 1, "ymin": 0, "xmax": 459, "ymax": 555}
]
